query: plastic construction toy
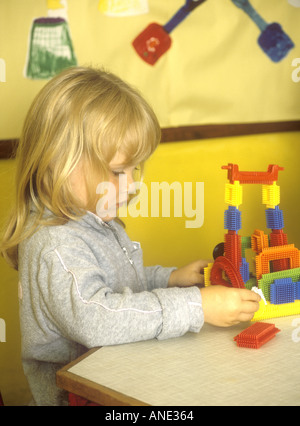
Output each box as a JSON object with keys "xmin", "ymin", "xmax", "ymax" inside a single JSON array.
[
  {"xmin": 204, "ymin": 163, "xmax": 300, "ymax": 321},
  {"xmin": 233, "ymin": 322, "xmax": 280, "ymax": 349}
]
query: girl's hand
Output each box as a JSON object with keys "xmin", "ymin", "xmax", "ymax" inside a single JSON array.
[
  {"xmin": 168, "ymin": 259, "xmax": 210, "ymax": 288},
  {"xmin": 200, "ymin": 285, "xmax": 261, "ymax": 327}
]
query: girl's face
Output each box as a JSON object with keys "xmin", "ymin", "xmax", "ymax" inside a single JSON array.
[
  {"xmin": 97, "ymin": 151, "xmax": 139, "ymax": 222},
  {"xmin": 70, "ymin": 151, "xmax": 140, "ymax": 221}
]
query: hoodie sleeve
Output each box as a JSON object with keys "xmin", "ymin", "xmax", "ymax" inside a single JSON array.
[
  {"xmin": 144, "ymin": 265, "xmax": 177, "ymax": 290},
  {"xmin": 35, "ymin": 244, "xmax": 204, "ymax": 348}
]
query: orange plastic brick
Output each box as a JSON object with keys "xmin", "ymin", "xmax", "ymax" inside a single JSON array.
[
  {"xmin": 251, "ymin": 229, "xmax": 269, "ymax": 254},
  {"xmin": 255, "ymin": 244, "xmax": 300, "ymax": 280},
  {"xmin": 234, "ymin": 322, "xmax": 280, "ymax": 349}
]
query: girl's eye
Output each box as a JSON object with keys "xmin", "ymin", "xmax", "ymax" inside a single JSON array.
[
  {"xmin": 133, "ymin": 167, "xmax": 141, "ymax": 177},
  {"xmin": 111, "ymin": 166, "xmax": 141, "ymax": 179},
  {"xmin": 112, "ymin": 170, "xmax": 125, "ymax": 176}
]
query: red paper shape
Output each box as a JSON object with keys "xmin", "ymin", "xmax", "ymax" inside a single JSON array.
[{"xmin": 132, "ymin": 23, "xmax": 172, "ymax": 65}]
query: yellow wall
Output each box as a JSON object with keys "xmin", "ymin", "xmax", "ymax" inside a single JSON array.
[
  {"xmin": 1, "ymin": 131, "xmax": 300, "ymax": 405},
  {"xmin": 124, "ymin": 132, "xmax": 300, "ymax": 267},
  {"xmin": 0, "ymin": 0, "xmax": 299, "ymax": 407},
  {"xmin": 0, "ymin": 159, "xmax": 31, "ymax": 406}
]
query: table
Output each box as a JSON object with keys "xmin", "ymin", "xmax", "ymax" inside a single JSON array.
[{"xmin": 56, "ymin": 315, "xmax": 300, "ymax": 406}]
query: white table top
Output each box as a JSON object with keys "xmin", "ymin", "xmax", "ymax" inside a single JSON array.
[{"xmin": 68, "ymin": 316, "xmax": 300, "ymax": 406}]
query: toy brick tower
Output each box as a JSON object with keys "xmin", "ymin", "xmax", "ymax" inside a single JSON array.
[{"xmin": 204, "ymin": 164, "xmax": 300, "ymax": 320}]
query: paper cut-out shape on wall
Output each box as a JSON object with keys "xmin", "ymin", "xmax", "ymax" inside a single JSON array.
[
  {"xmin": 25, "ymin": 17, "xmax": 77, "ymax": 79},
  {"xmin": 47, "ymin": 0, "xmax": 69, "ymax": 21},
  {"xmin": 132, "ymin": 0, "xmax": 207, "ymax": 65},
  {"xmin": 288, "ymin": 0, "xmax": 300, "ymax": 7},
  {"xmin": 98, "ymin": 0, "xmax": 149, "ymax": 17},
  {"xmin": 231, "ymin": 0, "xmax": 294, "ymax": 62},
  {"xmin": 47, "ymin": 0, "xmax": 64, "ymax": 9}
]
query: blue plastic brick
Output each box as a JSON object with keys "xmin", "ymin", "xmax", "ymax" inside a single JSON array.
[
  {"xmin": 265, "ymin": 206, "xmax": 284, "ymax": 230},
  {"xmin": 270, "ymin": 278, "xmax": 295, "ymax": 304},
  {"xmin": 296, "ymin": 281, "xmax": 300, "ymax": 300},
  {"xmin": 224, "ymin": 206, "xmax": 241, "ymax": 231},
  {"xmin": 240, "ymin": 258, "xmax": 250, "ymax": 282}
]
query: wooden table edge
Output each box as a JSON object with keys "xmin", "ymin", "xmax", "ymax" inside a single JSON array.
[{"xmin": 56, "ymin": 347, "xmax": 150, "ymax": 406}]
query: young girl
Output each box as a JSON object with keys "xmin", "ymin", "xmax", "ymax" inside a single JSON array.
[{"xmin": 1, "ymin": 67, "xmax": 260, "ymax": 406}]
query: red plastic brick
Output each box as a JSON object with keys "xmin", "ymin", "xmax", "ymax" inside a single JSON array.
[
  {"xmin": 210, "ymin": 255, "xmax": 245, "ymax": 288},
  {"xmin": 269, "ymin": 229, "xmax": 288, "ymax": 246},
  {"xmin": 222, "ymin": 164, "xmax": 284, "ymax": 184},
  {"xmin": 234, "ymin": 322, "xmax": 280, "ymax": 349},
  {"xmin": 269, "ymin": 230, "xmax": 289, "ymax": 271},
  {"xmin": 224, "ymin": 231, "xmax": 242, "ymax": 269}
]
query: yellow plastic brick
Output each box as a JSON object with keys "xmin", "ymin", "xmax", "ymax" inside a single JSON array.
[
  {"xmin": 204, "ymin": 263, "xmax": 213, "ymax": 286},
  {"xmin": 262, "ymin": 182, "xmax": 280, "ymax": 208},
  {"xmin": 252, "ymin": 300, "xmax": 300, "ymax": 321},
  {"xmin": 225, "ymin": 181, "xmax": 243, "ymax": 207}
]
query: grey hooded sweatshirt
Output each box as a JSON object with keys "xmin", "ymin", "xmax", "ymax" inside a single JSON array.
[{"xmin": 18, "ymin": 211, "xmax": 204, "ymax": 405}]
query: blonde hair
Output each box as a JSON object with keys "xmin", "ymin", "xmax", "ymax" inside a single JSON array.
[{"xmin": 1, "ymin": 66, "xmax": 161, "ymax": 270}]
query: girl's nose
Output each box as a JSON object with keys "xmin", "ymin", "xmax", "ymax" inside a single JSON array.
[{"xmin": 127, "ymin": 170, "xmax": 135, "ymax": 187}]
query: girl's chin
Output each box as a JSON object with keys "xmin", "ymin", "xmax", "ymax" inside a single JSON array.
[{"xmin": 97, "ymin": 200, "xmax": 128, "ymax": 221}]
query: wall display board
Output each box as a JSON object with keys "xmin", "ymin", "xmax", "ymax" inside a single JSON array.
[{"xmin": 0, "ymin": 0, "xmax": 300, "ymax": 157}]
